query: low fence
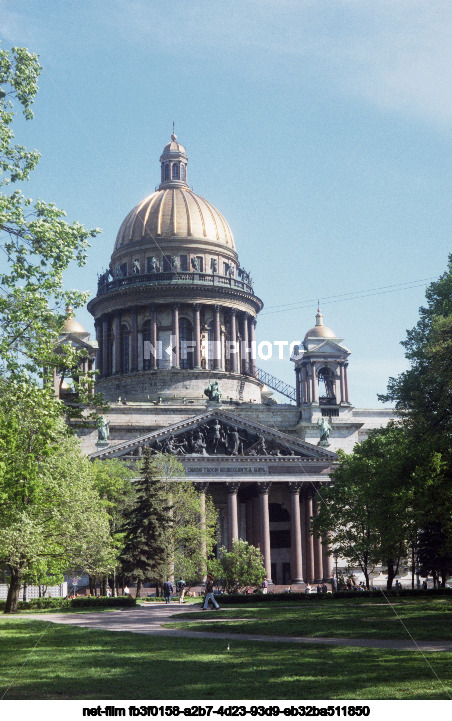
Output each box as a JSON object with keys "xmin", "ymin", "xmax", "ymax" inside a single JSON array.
[{"xmin": 0, "ymin": 582, "xmax": 67, "ymax": 602}]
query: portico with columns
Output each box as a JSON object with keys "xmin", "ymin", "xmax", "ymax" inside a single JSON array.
[{"xmin": 91, "ymin": 408, "xmax": 336, "ymax": 586}]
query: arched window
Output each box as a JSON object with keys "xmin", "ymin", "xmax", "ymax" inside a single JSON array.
[
  {"xmin": 179, "ymin": 318, "xmax": 193, "ymax": 370},
  {"xmin": 172, "ymin": 163, "xmax": 179, "ymax": 180},
  {"xmin": 318, "ymin": 367, "xmax": 336, "ymax": 403},
  {"xmin": 164, "ymin": 164, "xmax": 170, "ymax": 181},
  {"xmin": 181, "ymin": 164, "xmax": 186, "ymax": 181},
  {"xmin": 142, "ymin": 319, "xmax": 152, "ymax": 371},
  {"xmin": 120, "ymin": 324, "xmax": 130, "ymax": 374}
]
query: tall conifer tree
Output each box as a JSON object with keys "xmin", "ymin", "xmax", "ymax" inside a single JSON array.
[{"xmin": 119, "ymin": 450, "xmax": 174, "ymax": 596}]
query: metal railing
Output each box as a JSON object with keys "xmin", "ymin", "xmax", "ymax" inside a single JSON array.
[
  {"xmin": 253, "ymin": 367, "xmax": 297, "ymax": 402},
  {"xmin": 97, "ymin": 271, "xmax": 254, "ymax": 296}
]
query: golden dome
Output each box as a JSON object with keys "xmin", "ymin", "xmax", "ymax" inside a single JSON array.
[
  {"xmin": 304, "ymin": 307, "xmax": 336, "ymax": 341},
  {"xmin": 114, "ymin": 187, "xmax": 235, "ymax": 250},
  {"xmin": 62, "ymin": 308, "xmax": 86, "ymax": 334},
  {"xmin": 114, "ymin": 135, "xmax": 235, "ymax": 252}
]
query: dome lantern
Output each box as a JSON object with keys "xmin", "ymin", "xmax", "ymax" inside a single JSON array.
[{"xmin": 159, "ymin": 127, "xmax": 189, "ymax": 190}]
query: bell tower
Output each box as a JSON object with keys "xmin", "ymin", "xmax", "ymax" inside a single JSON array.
[{"xmin": 291, "ymin": 307, "xmax": 351, "ymax": 422}]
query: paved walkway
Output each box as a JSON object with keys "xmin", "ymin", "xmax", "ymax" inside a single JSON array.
[{"xmin": 26, "ymin": 603, "xmax": 452, "ymax": 653}]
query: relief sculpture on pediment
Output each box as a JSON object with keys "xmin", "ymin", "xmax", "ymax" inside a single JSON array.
[{"xmin": 144, "ymin": 419, "xmax": 304, "ymax": 458}]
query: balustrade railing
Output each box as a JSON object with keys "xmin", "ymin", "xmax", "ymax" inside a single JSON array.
[{"xmin": 97, "ymin": 271, "xmax": 254, "ymax": 296}]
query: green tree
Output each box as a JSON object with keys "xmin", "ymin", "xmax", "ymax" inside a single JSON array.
[
  {"xmin": 90, "ymin": 458, "xmax": 135, "ymax": 595},
  {"xmin": 0, "ymin": 382, "xmax": 115, "ymax": 612},
  {"xmin": 119, "ymin": 451, "xmax": 176, "ymax": 597},
  {"xmin": 380, "ymin": 257, "xmax": 452, "ymax": 582},
  {"xmin": 171, "ymin": 480, "xmax": 218, "ymax": 585},
  {"xmin": 119, "ymin": 452, "xmax": 219, "ymax": 596},
  {"xmin": 313, "ymin": 425, "xmax": 421, "ymax": 589},
  {"xmin": 0, "ymin": 44, "xmax": 100, "ymax": 377},
  {"xmin": 213, "ymin": 539, "xmax": 266, "ymax": 593}
]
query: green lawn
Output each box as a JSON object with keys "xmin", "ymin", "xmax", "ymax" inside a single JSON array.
[
  {"xmin": 166, "ymin": 598, "xmax": 452, "ymax": 641},
  {"xmin": 0, "ymin": 616, "xmax": 452, "ymax": 700}
]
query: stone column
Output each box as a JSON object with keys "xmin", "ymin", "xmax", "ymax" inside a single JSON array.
[
  {"xmin": 230, "ymin": 309, "xmax": 238, "ymax": 373},
  {"xmin": 52, "ymin": 367, "xmax": 60, "ymax": 397},
  {"xmin": 240, "ymin": 313, "xmax": 249, "ymax": 375},
  {"xmin": 289, "ymin": 483, "xmax": 304, "ymax": 583},
  {"xmin": 172, "ymin": 304, "xmax": 180, "ymax": 368},
  {"xmin": 102, "ymin": 317, "xmax": 109, "ymax": 376},
  {"xmin": 258, "ymin": 482, "xmax": 272, "ymax": 583},
  {"xmin": 322, "ymin": 535, "xmax": 333, "ymax": 579},
  {"xmin": 151, "ymin": 308, "xmax": 158, "ymax": 369},
  {"xmin": 312, "ymin": 497, "xmax": 323, "ymax": 581},
  {"xmin": 226, "ymin": 482, "xmax": 240, "ymax": 551},
  {"xmin": 193, "ymin": 304, "xmax": 202, "ymax": 369},
  {"xmin": 248, "ymin": 317, "xmax": 257, "ymax": 376},
  {"xmin": 304, "ymin": 493, "xmax": 314, "ymax": 582},
  {"xmin": 311, "ymin": 362, "xmax": 318, "ymax": 402},
  {"xmin": 295, "ymin": 367, "xmax": 301, "ymax": 406},
  {"xmin": 130, "ymin": 309, "xmax": 138, "ymax": 372},
  {"xmin": 344, "ymin": 362, "xmax": 350, "ymax": 403},
  {"xmin": 304, "ymin": 365, "xmax": 311, "ymax": 404},
  {"xmin": 339, "ymin": 364, "xmax": 345, "ymax": 404},
  {"xmin": 95, "ymin": 321, "xmax": 102, "ymax": 374},
  {"xmin": 194, "ymin": 482, "xmax": 209, "ymax": 580},
  {"xmin": 213, "ymin": 305, "xmax": 222, "ymax": 370},
  {"xmin": 113, "ymin": 315, "xmax": 121, "ymax": 374}
]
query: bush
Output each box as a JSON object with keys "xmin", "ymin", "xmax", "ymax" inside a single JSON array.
[
  {"xmin": 0, "ymin": 597, "xmax": 70, "ymax": 612},
  {"xmin": 69, "ymin": 595, "xmax": 136, "ymax": 609},
  {"xmin": 0, "ymin": 594, "xmax": 136, "ymax": 612}
]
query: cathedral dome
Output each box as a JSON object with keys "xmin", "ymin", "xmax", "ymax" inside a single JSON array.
[
  {"xmin": 114, "ymin": 187, "xmax": 235, "ymax": 251},
  {"xmin": 113, "ymin": 133, "xmax": 235, "ymax": 252},
  {"xmin": 304, "ymin": 307, "xmax": 336, "ymax": 341}
]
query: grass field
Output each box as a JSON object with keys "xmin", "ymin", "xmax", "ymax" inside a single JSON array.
[
  {"xmin": 166, "ymin": 598, "xmax": 452, "ymax": 641},
  {"xmin": 1, "ymin": 600, "xmax": 452, "ymax": 701}
]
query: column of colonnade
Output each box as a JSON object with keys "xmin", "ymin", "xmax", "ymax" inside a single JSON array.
[
  {"xmin": 191, "ymin": 482, "xmax": 331, "ymax": 586},
  {"xmin": 95, "ymin": 306, "xmax": 258, "ymax": 377}
]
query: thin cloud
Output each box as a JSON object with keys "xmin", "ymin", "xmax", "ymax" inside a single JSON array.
[{"xmin": 106, "ymin": 0, "xmax": 452, "ymax": 125}]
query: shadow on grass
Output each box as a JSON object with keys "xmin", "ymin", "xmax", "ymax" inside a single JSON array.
[
  {"xmin": 1, "ymin": 619, "xmax": 451, "ymax": 701},
  {"xmin": 170, "ymin": 601, "xmax": 452, "ymax": 641}
]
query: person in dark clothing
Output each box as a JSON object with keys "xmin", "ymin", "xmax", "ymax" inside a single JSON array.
[
  {"xmin": 163, "ymin": 579, "xmax": 174, "ymax": 603},
  {"xmin": 202, "ymin": 573, "xmax": 219, "ymax": 610}
]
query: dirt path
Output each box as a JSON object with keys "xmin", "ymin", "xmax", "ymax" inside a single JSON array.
[{"xmin": 26, "ymin": 603, "xmax": 452, "ymax": 652}]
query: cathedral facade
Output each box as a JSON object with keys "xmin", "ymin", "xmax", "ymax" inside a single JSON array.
[{"xmin": 66, "ymin": 135, "xmax": 393, "ymax": 588}]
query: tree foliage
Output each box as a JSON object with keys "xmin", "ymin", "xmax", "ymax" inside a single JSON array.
[
  {"xmin": 119, "ymin": 451, "xmax": 175, "ymax": 596},
  {"xmin": 313, "ymin": 424, "xmax": 428, "ymax": 589},
  {"xmin": 378, "ymin": 256, "xmax": 452, "ymax": 582},
  {"xmin": 0, "ymin": 44, "xmax": 100, "ymax": 377},
  {"xmin": 119, "ymin": 452, "xmax": 218, "ymax": 595},
  {"xmin": 0, "ymin": 382, "xmax": 115, "ymax": 612},
  {"xmin": 211, "ymin": 539, "xmax": 266, "ymax": 593}
]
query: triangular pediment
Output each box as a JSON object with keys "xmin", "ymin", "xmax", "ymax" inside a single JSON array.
[
  {"xmin": 56, "ymin": 333, "xmax": 98, "ymax": 353},
  {"xmin": 305, "ymin": 339, "xmax": 350, "ymax": 356},
  {"xmin": 90, "ymin": 408, "xmax": 337, "ymax": 462}
]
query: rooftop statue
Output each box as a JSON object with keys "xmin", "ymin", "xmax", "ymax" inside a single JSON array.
[
  {"xmin": 317, "ymin": 416, "xmax": 332, "ymax": 447},
  {"xmin": 204, "ymin": 380, "xmax": 222, "ymax": 403},
  {"xmin": 97, "ymin": 416, "xmax": 110, "ymax": 445}
]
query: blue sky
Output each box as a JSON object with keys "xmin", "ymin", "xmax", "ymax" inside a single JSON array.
[{"xmin": 2, "ymin": 0, "xmax": 452, "ymax": 407}]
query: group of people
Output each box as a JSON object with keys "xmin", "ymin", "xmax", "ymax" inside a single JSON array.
[
  {"xmin": 162, "ymin": 574, "xmax": 220, "ymax": 610},
  {"xmin": 162, "ymin": 578, "xmax": 187, "ymax": 604},
  {"xmin": 304, "ymin": 583, "xmax": 329, "ymax": 594}
]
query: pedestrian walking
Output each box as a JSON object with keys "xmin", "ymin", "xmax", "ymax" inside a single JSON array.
[
  {"xmin": 202, "ymin": 573, "xmax": 220, "ymax": 610},
  {"xmin": 262, "ymin": 579, "xmax": 268, "ymax": 594},
  {"xmin": 177, "ymin": 578, "xmax": 186, "ymax": 604},
  {"xmin": 163, "ymin": 579, "xmax": 174, "ymax": 604}
]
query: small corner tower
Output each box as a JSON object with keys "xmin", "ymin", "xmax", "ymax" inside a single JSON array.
[{"xmin": 291, "ymin": 307, "xmax": 351, "ymax": 421}]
